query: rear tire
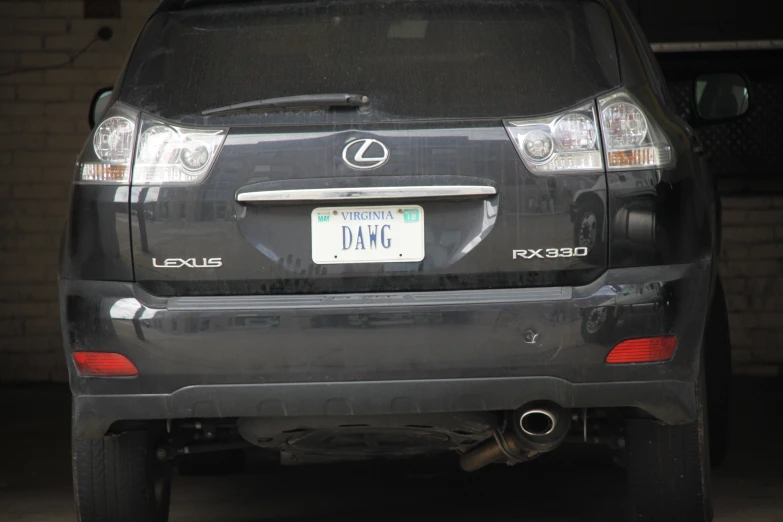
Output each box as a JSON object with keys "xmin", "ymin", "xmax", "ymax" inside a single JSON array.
[
  {"xmin": 625, "ymin": 360, "xmax": 713, "ymax": 522},
  {"xmin": 704, "ymin": 278, "xmax": 732, "ymax": 466},
  {"xmin": 72, "ymin": 429, "xmax": 171, "ymax": 522}
]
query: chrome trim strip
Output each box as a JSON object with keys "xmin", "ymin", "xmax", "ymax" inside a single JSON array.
[
  {"xmin": 651, "ymin": 40, "xmax": 783, "ymax": 53},
  {"xmin": 236, "ymin": 185, "xmax": 496, "ymax": 203},
  {"xmin": 168, "ymin": 287, "xmax": 571, "ymax": 312}
]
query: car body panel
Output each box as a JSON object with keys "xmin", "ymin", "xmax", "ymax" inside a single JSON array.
[{"xmin": 60, "ymin": 185, "xmax": 133, "ymax": 281}]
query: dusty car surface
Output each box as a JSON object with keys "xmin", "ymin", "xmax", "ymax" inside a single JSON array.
[{"xmin": 61, "ymin": 1, "xmax": 733, "ymax": 521}]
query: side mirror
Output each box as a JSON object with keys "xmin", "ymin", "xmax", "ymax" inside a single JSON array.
[
  {"xmin": 89, "ymin": 87, "xmax": 114, "ymax": 129},
  {"xmin": 694, "ymin": 73, "xmax": 750, "ymax": 122}
]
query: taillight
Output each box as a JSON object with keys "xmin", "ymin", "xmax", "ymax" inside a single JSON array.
[
  {"xmin": 133, "ymin": 115, "xmax": 226, "ymax": 185},
  {"xmin": 77, "ymin": 103, "xmax": 227, "ymax": 185},
  {"xmin": 78, "ymin": 103, "xmax": 139, "ymax": 184},
  {"xmin": 606, "ymin": 337, "xmax": 678, "ymax": 364},
  {"xmin": 72, "ymin": 352, "xmax": 139, "ymax": 377},
  {"xmin": 597, "ymin": 91, "xmax": 674, "ymax": 170},
  {"xmin": 504, "ymin": 91, "xmax": 675, "ymax": 174},
  {"xmin": 504, "ymin": 102, "xmax": 603, "ymax": 174}
]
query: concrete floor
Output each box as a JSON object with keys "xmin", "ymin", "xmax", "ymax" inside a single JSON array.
[{"xmin": 1, "ymin": 377, "xmax": 782, "ymax": 522}]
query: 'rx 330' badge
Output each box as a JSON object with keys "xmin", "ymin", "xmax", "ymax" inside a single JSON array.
[{"xmin": 513, "ymin": 248, "xmax": 589, "ymax": 260}]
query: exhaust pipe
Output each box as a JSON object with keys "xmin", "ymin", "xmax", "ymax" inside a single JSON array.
[
  {"xmin": 459, "ymin": 429, "xmax": 536, "ymax": 473},
  {"xmin": 459, "ymin": 403, "xmax": 570, "ymax": 472},
  {"xmin": 519, "ymin": 409, "xmax": 557, "ymax": 437},
  {"xmin": 512, "ymin": 403, "xmax": 571, "ymax": 453}
]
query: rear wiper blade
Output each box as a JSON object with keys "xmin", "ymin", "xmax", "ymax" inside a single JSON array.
[{"xmin": 202, "ymin": 93, "xmax": 369, "ymax": 116}]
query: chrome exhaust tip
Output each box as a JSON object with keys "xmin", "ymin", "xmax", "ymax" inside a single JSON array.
[{"xmin": 518, "ymin": 409, "xmax": 557, "ymax": 437}]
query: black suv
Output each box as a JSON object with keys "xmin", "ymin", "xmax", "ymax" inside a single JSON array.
[{"xmin": 61, "ymin": 1, "xmax": 734, "ymax": 521}]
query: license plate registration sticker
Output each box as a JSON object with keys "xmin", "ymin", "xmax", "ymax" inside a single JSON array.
[{"xmin": 311, "ymin": 205, "xmax": 425, "ymax": 264}]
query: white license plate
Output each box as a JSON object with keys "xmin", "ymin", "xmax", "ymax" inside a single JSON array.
[{"xmin": 311, "ymin": 205, "xmax": 425, "ymax": 264}]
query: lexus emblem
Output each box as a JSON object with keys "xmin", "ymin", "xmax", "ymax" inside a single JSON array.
[{"xmin": 342, "ymin": 139, "xmax": 389, "ymax": 170}]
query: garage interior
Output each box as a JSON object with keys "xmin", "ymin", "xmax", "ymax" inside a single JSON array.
[{"xmin": 1, "ymin": 0, "xmax": 782, "ymax": 521}]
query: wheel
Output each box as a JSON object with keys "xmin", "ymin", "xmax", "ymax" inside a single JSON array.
[
  {"xmin": 72, "ymin": 429, "xmax": 171, "ymax": 522},
  {"xmin": 704, "ymin": 278, "xmax": 732, "ymax": 466},
  {"xmin": 624, "ymin": 359, "xmax": 713, "ymax": 522}
]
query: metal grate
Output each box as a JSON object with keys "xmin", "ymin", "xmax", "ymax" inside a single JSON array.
[{"xmin": 667, "ymin": 79, "xmax": 783, "ymax": 179}]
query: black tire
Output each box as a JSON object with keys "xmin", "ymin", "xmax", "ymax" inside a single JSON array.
[
  {"xmin": 625, "ymin": 361, "xmax": 713, "ymax": 522},
  {"xmin": 704, "ymin": 278, "xmax": 732, "ymax": 466},
  {"xmin": 73, "ymin": 429, "xmax": 171, "ymax": 522}
]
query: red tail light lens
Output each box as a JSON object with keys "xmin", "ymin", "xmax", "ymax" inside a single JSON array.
[
  {"xmin": 606, "ymin": 337, "xmax": 678, "ymax": 364},
  {"xmin": 72, "ymin": 352, "xmax": 138, "ymax": 377}
]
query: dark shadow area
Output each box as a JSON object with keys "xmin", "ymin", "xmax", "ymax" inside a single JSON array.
[{"xmin": 1, "ymin": 377, "xmax": 781, "ymax": 522}]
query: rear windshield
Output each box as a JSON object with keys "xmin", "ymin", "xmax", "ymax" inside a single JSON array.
[{"xmin": 121, "ymin": 0, "xmax": 619, "ymax": 125}]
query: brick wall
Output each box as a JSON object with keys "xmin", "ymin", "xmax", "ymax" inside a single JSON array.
[
  {"xmin": 0, "ymin": 1, "xmax": 781, "ymax": 382},
  {"xmin": 0, "ymin": 0, "xmax": 156, "ymax": 382},
  {"xmin": 720, "ymin": 197, "xmax": 783, "ymax": 376}
]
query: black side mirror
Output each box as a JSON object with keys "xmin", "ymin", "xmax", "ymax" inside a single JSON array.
[
  {"xmin": 89, "ymin": 87, "xmax": 114, "ymax": 129},
  {"xmin": 694, "ymin": 73, "xmax": 750, "ymax": 122}
]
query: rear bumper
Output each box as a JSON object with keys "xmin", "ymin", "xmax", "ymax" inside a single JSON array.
[
  {"xmin": 74, "ymin": 378, "xmax": 696, "ymax": 438},
  {"xmin": 61, "ymin": 261, "xmax": 712, "ymax": 438}
]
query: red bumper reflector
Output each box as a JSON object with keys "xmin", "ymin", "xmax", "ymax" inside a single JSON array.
[
  {"xmin": 72, "ymin": 352, "xmax": 138, "ymax": 377},
  {"xmin": 606, "ymin": 337, "xmax": 678, "ymax": 364}
]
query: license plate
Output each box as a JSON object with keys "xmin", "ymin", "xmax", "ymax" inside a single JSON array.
[{"xmin": 311, "ymin": 205, "xmax": 425, "ymax": 264}]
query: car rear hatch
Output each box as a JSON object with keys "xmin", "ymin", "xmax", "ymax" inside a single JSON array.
[{"xmin": 121, "ymin": 0, "xmax": 619, "ymax": 296}]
